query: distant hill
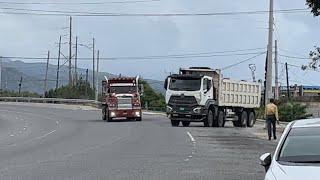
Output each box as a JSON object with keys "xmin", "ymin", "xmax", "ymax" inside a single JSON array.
[{"xmin": 0, "ymin": 59, "xmax": 164, "ymax": 95}]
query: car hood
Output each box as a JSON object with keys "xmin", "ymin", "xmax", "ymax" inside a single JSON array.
[{"xmin": 271, "ymin": 162, "xmax": 320, "ymax": 180}]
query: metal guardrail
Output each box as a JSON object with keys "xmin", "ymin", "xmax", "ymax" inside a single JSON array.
[
  {"xmin": 0, "ymin": 97, "xmax": 168, "ymax": 111},
  {"xmin": 0, "ymin": 97, "xmax": 100, "ymax": 107}
]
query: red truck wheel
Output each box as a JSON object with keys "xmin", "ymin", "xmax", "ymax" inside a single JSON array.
[{"xmin": 102, "ymin": 106, "xmax": 107, "ymax": 121}]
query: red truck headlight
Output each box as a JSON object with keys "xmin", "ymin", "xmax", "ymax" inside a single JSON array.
[
  {"xmin": 108, "ymin": 97, "xmax": 118, "ymax": 108},
  {"xmin": 135, "ymin": 111, "xmax": 141, "ymax": 117},
  {"xmin": 132, "ymin": 98, "xmax": 140, "ymax": 107}
]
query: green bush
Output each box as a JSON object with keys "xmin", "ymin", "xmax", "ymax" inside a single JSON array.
[
  {"xmin": 0, "ymin": 90, "xmax": 40, "ymax": 97},
  {"xmin": 46, "ymin": 80, "xmax": 95, "ymax": 99},
  {"xmin": 278, "ymin": 102, "xmax": 312, "ymax": 122},
  {"xmin": 139, "ymin": 79, "xmax": 166, "ymax": 109},
  {"xmin": 256, "ymin": 101, "xmax": 312, "ymax": 122}
]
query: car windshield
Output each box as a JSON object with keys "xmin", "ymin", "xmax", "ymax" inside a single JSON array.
[
  {"xmin": 169, "ymin": 78, "xmax": 201, "ymax": 91},
  {"xmin": 110, "ymin": 86, "xmax": 136, "ymax": 94},
  {"xmin": 278, "ymin": 127, "xmax": 320, "ymax": 163}
]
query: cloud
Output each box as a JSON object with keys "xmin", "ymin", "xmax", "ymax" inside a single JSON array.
[{"xmin": 0, "ymin": 0, "xmax": 319, "ymax": 85}]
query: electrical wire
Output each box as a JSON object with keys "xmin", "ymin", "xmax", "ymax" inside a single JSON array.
[
  {"xmin": 0, "ymin": 0, "xmax": 160, "ymax": 5},
  {"xmin": 3, "ymin": 50, "xmax": 267, "ymax": 61},
  {"xmin": 279, "ymin": 54, "xmax": 310, "ymax": 60},
  {"xmin": 0, "ymin": 8, "xmax": 309, "ymax": 17},
  {"xmin": 221, "ymin": 52, "xmax": 266, "ymax": 70}
]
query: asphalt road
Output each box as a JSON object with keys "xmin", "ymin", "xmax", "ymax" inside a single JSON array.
[{"xmin": 0, "ymin": 103, "xmax": 277, "ymax": 180}]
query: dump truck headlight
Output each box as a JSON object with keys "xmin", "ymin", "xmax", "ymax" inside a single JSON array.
[{"xmin": 193, "ymin": 107, "xmax": 202, "ymax": 114}]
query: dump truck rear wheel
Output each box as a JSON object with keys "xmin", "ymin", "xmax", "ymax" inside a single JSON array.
[
  {"xmin": 247, "ymin": 111, "xmax": 256, "ymax": 127},
  {"xmin": 217, "ymin": 110, "xmax": 225, "ymax": 127}
]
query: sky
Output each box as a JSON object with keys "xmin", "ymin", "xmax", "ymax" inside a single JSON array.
[{"xmin": 0, "ymin": 0, "xmax": 319, "ymax": 86}]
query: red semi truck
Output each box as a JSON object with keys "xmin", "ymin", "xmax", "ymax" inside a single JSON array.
[{"xmin": 101, "ymin": 76, "xmax": 143, "ymax": 122}]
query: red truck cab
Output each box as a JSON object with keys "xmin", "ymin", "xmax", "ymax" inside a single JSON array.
[{"xmin": 101, "ymin": 76, "xmax": 143, "ymax": 122}]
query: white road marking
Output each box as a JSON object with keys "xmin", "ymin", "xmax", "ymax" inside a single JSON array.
[
  {"xmin": 10, "ymin": 134, "xmax": 14, "ymax": 137},
  {"xmin": 33, "ymin": 130, "xmax": 56, "ymax": 140},
  {"xmin": 187, "ymin": 131, "xmax": 196, "ymax": 143},
  {"xmin": 143, "ymin": 112, "xmax": 166, "ymax": 116}
]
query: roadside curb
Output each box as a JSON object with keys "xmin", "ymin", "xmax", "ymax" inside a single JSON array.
[{"xmin": 256, "ymin": 119, "xmax": 289, "ymax": 126}]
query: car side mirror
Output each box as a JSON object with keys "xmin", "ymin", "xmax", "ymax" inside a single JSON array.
[
  {"xmin": 164, "ymin": 78, "xmax": 168, "ymax": 90},
  {"xmin": 260, "ymin": 153, "xmax": 272, "ymax": 172}
]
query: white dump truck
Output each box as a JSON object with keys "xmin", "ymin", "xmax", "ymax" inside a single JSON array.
[{"xmin": 164, "ymin": 67, "xmax": 261, "ymax": 127}]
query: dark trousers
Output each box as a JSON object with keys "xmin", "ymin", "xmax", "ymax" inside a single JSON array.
[{"xmin": 267, "ymin": 115, "xmax": 277, "ymax": 140}]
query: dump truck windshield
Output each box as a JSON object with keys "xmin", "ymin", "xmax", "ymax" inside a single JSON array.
[{"xmin": 169, "ymin": 78, "xmax": 201, "ymax": 91}]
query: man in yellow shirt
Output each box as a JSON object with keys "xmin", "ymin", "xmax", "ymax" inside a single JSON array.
[{"xmin": 266, "ymin": 98, "xmax": 280, "ymax": 140}]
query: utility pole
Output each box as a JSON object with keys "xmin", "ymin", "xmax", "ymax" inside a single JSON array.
[
  {"xmin": 274, "ymin": 40, "xmax": 279, "ymax": 100},
  {"xmin": 265, "ymin": 0, "xmax": 274, "ymax": 106},
  {"xmin": 75, "ymin": 36, "xmax": 78, "ymax": 85},
  {"xmin": 95, "ymin": 50, "xmax": 100, "ymax": 101},
  {"xmin": 0, "ymin": 56, "xmax": 2, "ymax": 92},
  {"xmin": 285, "ymin": 62, "xmax": 290, "ymax": 99},
  {"xmin": 92, "ymin": 38, "xmax": 95, "ymax": 91},
  {"xmin": 68, "ymin": 16, "xmax": 73, "ymax": 86},
  {"xmin": 18, "ymin": 76, "xmax": 22, "ymax": 95},
  {"xmin": 56, "ymin": 36, "xmax": 61, "ymax": 90},
  {"xmin": 249, "ymin": 64, "xmax": 256, "ymax": 82},
  {"xmin": 44, "ymin": 51, "xmax": 50, "ymax": 97},
  {"xmin": 85, "ymin": 69, "xmax": 88, "ymax": 97}
]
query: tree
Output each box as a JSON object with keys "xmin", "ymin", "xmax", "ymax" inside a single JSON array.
[
  {"xmin": 139, "ymin": 79, "xmax": 165, "ymax": 110},
  {"xmin": 46, "ymin": 80, "xmax": 95, "ymax": 99},
  {"xmin": 278, "ymin": 102, "xmax": 312, "ymax": 122},
  {"xmin": 302, "ymin": 46, "xmax": 320, "ymax": 71},
  {"xmin": 306, "ymin": 0, "xmax": 320, "ymax": 16},
  {"xmin": 303, "ymin": 1, "xmax": 320, "ymax": 70}
]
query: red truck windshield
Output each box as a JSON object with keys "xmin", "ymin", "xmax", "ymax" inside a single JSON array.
[{"xmin": 109, "ymin": 86, "xmax": 137, "ymax": 94}]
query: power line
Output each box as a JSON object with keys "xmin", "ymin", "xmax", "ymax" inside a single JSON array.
[
  {"xmin": 3, "ymin": 51, "xmax": 267, "ymax": 61},
  {"xmin": 279, "ymin": 62, "xmax": 320, "ymax": 72},
  {"xmin": 279, "ymin": 54, "xmax": 310, "ymax": 60},
  {"xmin": 278, "ymin": 48, "xmax": 307, "ymax": 57},
  {"xmin": 221, "ymin": 52, "xmax": 266, "ymax": 70},
  {"xmin": 0, "ymin": 0, "xmax": 160, "ymax": 5},
  {"xmin": 0, "ymin": 8, "xmax": 309, "ymax": 17}
]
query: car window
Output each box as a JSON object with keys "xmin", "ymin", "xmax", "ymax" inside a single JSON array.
[{"xmin": 278, "ymin": 127, "xmax": 320, "ymax": 163}]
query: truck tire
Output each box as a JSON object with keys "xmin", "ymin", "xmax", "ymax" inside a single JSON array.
[
  {"xmin": 240, "ymin": 111, "xmax": 248, "ymax": 127},
  {"xmin": 136, "ymin": 117, "xmax": 142, "ymax": 121},
  {"xmin": 247, "ymin": 111, "xmax": 256, "ymax": 127},
  {"xmin": 171, "ymin": 120, "xmax": 180, "ymax": 127},
  {"xmin": 204, "ymin": 109, "xmax": 214, "ymax": 127},
  {"xmin": 232, "ymin": 121, "xmax": 241, "ymax": 127},
  {"xmin": 102, "ymin": 106, "xmax": 107, "ymax": 121},
  {"xmin": 182, "ymin": 121, "xmax": 190, "ymax": 127},
  {"xmin": 217, "ymin": 110, "xmax": 225, "ymax": 127}
]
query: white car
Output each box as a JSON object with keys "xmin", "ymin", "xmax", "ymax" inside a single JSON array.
[{"xmin": 260, "ymin": 118, "xmax": 320, "ymax": 180}]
